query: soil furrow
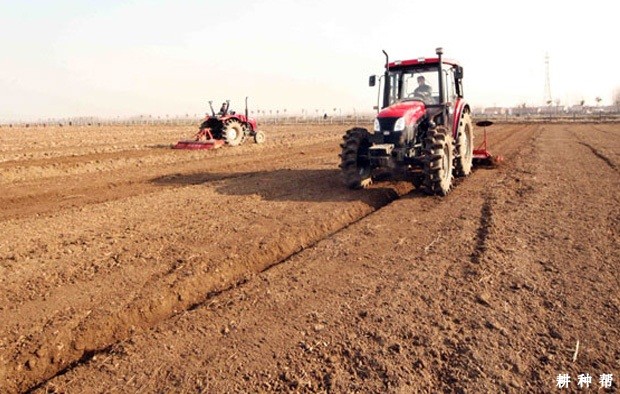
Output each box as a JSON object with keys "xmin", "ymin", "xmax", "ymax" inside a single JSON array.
[
  {"xmin": 2, "ymin": 122, "xmax": 618, "ymax": 393},
  {"xmin": 471, "ymin": 193, "xmax": 494, "ymax": 264},
  {"xmin": 0, "ymin": 146, "xmax": 408, "ymax": 392},
  {"xmin": 0, "ymin": 139, "xmax": 340, "ymax": 222},
  {"xmin": 577, "ymin": 141, "xmax": 618, "ymax": 172},
  {"xmin": 24, "ymin": 186, "xmax": 411, "ymax": 392}
]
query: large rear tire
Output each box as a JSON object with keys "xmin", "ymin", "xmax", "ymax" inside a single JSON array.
[
  {"xmin": 223, "ymin": 120, "xmax": 245, "ymax": 146},
  {"xmin": 339, "ymin": 128, "xmax": 372, "ymax": 189},
  {"xmin": 454, "ymin": 112, "xmax": 473, "ymax": 177},
  {"xmin": 423, "ymin": 126, "xmax": 454, "ymax": 196}
]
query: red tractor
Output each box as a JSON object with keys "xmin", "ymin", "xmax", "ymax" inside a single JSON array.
[
  {"xmin": 174, "ymin": 97, "xmax": 265, "ymax": 150},
  {"xmin": 340, "ymin": 47, "xmax": 478, "ymax": 195}
]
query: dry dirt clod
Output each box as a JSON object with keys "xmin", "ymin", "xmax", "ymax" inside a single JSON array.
[
  {"xmin": 476, "ymin": 291, "xmax": 492, "ymax": 307},
  {"xmin": 25, "ymin": 358, "xmax": 36, "ymax": 370}
]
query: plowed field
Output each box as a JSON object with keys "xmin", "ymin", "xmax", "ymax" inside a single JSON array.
[{"xmin": 0, "ymin": 122, "xmax": 618, "ymax": 393}]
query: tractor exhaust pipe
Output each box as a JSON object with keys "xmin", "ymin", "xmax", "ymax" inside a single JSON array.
[
  {"xmin": 436, "ymin": 47, "xmax": 446, "ymax": 125},
  {"xmin": 208, "ymin": 100, "xmax": 215, "ymax": 116},
  {"xmin": 245, "ymin": 96, "xmax": 249, "ymax": 121},
  {"xmin": 382, "ymin": 50, "xmax": 390, "ymax": 109}
]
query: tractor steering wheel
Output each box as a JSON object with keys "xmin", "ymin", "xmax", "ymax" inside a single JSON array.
[
  {"xmin": 413, "ymin": 91, "xmax": 430, "ymax": 100},
  {"xmin": 409, "ymin": 91, "xmax": 432, "ymax": 103}
]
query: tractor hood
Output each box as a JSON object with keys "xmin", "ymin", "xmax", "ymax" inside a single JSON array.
[{"xmin": 377, "ymin": 101, "xmax": 426, "ymax": 124}]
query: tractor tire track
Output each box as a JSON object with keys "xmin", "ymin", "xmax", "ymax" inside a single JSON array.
[
  {"xmin": 470, "ymin": 193, "xmax": 495, "ymax": 264},
  {"xmin": 566, "ymin": 126, "xmax": 619, "ymax": 172},
  {"xmin": 577, "ymin": 141, "xmax": 618, "ymax": 172}
]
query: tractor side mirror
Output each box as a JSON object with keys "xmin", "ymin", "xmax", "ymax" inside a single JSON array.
[
  {"xmin": 369, "ymin": 75, "xmax": 376, "ymax": 87},
  {"xmin": 455, "ymin": 66, "xmax": 463, "ymax": 79}
]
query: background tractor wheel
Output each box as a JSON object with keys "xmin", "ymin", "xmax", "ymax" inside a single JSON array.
[
  {"xmin": 223, "ymin": 120, "xmax": 245, "ymax": 146},
  {"xmin": 454, "ymin": 112, "xmax": 473, "ymax": 177},
  {"xmin": 423, "ymin": 126, "xmax": 454, "ymax": 196},
  {"xmin": 253, "ymin": 130, "xmax": 266, "ymax": 144},
  {"xmin": 339, "ymin": 128, "xmax": 372, "ymax": 189}
]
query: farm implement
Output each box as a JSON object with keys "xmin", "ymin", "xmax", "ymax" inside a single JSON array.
[{"xmin": 472, "ymin": 120, "xmax": 503, "ymax": 166}]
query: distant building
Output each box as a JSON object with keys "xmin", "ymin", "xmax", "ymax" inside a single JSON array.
[{"xmin": 481, "ymin": 107, "xmax": 505, "ymax": 116}]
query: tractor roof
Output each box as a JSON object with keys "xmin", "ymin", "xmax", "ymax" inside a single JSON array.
[{"xmin": 387, "ymin": 57, "xmax": 460, "ymax": 69}]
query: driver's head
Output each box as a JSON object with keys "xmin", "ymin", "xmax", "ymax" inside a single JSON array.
[{"xmin": 417, "ymin": 76, "xmax": 425, "ymax": 85}]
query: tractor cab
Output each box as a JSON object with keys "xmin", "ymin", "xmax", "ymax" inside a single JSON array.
[
  {"xmin": 370, "ymin": 49, "xmax": 465, "ymax": 135},
  {"xmin": 374, "ymin": 65, "xmax": 443, "ymax": 105}
]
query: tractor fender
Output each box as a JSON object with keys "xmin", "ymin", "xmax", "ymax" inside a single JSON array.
[
  {"xmin": 221, "ymin": 114, "xmax": 258, "ymax": 132},
  {"xmin": 452, "ymin": 99, "xmax": 470, "ymax": 137},
  {"xmin": 247, "ymin": 119, "xmax": 258, "ymax": 132}
]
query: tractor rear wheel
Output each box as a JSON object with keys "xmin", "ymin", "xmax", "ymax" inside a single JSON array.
[
  {"xmin": 223, "ymin": 120, "xmax": 245, "ymax": 146},
  {"xmin": 454, "ymin": 112, "xmax": 473, "ymax": 177},
  {"xmin": 339, "ymin": 128, "xmax": 372, "ymax": 189},
  {"xmin": 423, "ymin": 126, "xmax": 454, "ymax": 196}
]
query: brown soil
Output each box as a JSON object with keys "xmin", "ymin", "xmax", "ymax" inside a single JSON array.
[{"xmin": 0, "ymin": 122, "xmax": 618, "ymax": 393}]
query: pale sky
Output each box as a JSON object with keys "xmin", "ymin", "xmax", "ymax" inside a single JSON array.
[{"xmin": 1, "ymin": 0, "xmax": 618, "ymax": 121}]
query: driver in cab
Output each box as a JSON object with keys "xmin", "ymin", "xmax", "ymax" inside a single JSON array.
[{"xmin": 413, "ymin": 76, "xmax": 432, "ymax": 100}]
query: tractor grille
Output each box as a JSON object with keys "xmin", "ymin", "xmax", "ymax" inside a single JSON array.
[
  {"xmin": 377, "ymin": 117, "xmax": 398, "ymax": 132},
  {"xmin": 377, "ymin": 117, "xmax": 404, "ymax": 145}
]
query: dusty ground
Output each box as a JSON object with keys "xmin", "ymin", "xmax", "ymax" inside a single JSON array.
[{"xmin": 0, "ymin": 121, "xmax": 618, "ymax": 393}]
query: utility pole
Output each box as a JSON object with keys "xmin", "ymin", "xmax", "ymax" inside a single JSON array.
[{"xmin": 544, "ymin": 53, "xmax": 552, "ymax": 106}]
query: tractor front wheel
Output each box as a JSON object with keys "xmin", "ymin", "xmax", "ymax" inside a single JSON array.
[
  {"xmin": 254, "ymin": 130, "xmax": 266, "ymax": 144},
  {"xmin": 223, "ymin": 120, "xmax": 245, "ymax": 146},
  {"xmin": 423, "ymin": 126, "xmax": 454, "ymax": 196},
  {"xmin": 339, "ymin": 128, "xmax": 372, "ymax": 189}
]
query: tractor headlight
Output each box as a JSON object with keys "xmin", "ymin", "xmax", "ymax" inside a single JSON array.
[
  {"xmin": 394, "ymin": 117, "xmax": 405, "ymax": 132},
  {"xmin": 373, "ymin": 118, "xmax": 380, "ymax": 132}
]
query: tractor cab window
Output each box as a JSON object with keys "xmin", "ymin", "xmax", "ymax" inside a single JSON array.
[
  {"xmin": 386, "ymin": 72, "xmax": 401, "ymax": 105},
  {"xmin": 385, "ymin": 67, "xmax": 440, "ymax": 106},
  {"xmin": 445, "ymin": 67, "xmax": 457, "ymax": 104},
  {"xmin": 405, "ymin": 71, "xmax": 439, "ymax": 103}
]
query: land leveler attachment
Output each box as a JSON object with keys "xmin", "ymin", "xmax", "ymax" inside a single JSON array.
[
  {"xmin": 473, "ymin": 120, "xmax": 503, "ymax": 166},
  {"xmin": 172, "ymin": 127, "xmax": 225, "ymax": 150}
]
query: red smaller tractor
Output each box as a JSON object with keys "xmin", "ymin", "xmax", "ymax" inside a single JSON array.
[{"xmin": 173, "ymin": 97, "xmax": 265, "ymax": 150}]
